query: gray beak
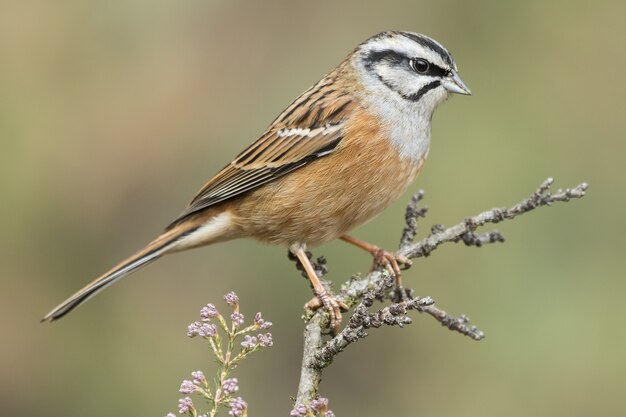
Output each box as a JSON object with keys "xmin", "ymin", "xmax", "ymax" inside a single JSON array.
[{"xmin": 442, "ymin": 71, "xmax": 471, "ymax": 95}]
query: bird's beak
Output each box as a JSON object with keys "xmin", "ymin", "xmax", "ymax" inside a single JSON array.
[{"xmin": 442, "ymin": 71, "xmax": 471, "ymax": 95}]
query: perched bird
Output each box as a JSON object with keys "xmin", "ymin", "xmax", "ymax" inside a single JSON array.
[{"xmin": 43, "ymin": 31, "xmax": 470, "ymax": 332}]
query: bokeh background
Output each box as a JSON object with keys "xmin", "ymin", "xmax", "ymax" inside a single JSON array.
[{"xmin": 1, "ymin": 1, "xmax": 625, "ymax": 416}]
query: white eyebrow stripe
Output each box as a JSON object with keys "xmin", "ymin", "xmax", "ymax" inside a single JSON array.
[{"xmin": 364, "ymin": 36, "xmax": 449, "ymax": 71}]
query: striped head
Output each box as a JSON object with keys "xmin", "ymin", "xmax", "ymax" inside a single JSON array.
[
  {"xmin": 351, "ymin": 31, "xmax": 471, "ymax": 160},
  {"xmin": 354, "ymin": 31, "xmax": 470, "ymax": 109}
]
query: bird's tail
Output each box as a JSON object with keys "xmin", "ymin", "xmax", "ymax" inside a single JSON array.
[{"xmin": 42, "ymin": 223, "xmax": 201, "ymax": 322}]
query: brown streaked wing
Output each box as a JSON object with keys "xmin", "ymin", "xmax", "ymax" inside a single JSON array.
[{"xmin": 165, "ymin": 94, "xmax": 355, "ymax": 230}]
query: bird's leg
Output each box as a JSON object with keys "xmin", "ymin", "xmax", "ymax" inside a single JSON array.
[
  {"xmin": 290, "ymin": 244, "xmax": 347, "ymax": 334},
  {"xmin": 340, "ymin": 235, "xmax": 412, "ymax": 288}
]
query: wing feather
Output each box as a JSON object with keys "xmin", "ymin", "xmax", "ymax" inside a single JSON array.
[{"xmin": 165, "ymin": 84, "xmax": 355, "ymax": 229}]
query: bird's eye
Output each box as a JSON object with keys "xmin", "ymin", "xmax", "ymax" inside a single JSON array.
[{"xmin": 410, "ymin": 58, "xmax": 430, "ymax": 74}]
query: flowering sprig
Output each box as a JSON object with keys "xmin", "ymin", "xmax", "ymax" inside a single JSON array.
[
  {"xmin": 165, "ymin": 292, "xmax": 273, "ymax": 417},
  {"xmin": 290, "ymin": 397, "xmax": 335, "ymax": 417}
]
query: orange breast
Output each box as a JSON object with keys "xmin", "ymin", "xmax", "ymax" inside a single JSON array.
[{"xmin": 229, "ymin": 107, "xmax": 426, "ymax": 246}]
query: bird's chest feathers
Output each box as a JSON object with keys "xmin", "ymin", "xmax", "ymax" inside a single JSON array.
[{"xmin": 337, "ymin": 109, "xmax": 427, "ymax": 219}]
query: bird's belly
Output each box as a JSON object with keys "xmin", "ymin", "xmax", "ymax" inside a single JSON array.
[{"xmin": 231, "ymin": 133, "xmax": 426, "ymax": 247}]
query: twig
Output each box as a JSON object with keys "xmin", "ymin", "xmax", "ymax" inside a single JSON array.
[
  {"xmin": 400, "ymin": 178, "xmax": 588, "ymax": 259},
  {"xmin": 294, "ymin": 178, "xmax": 588, "ymax": 408},
  {"xmin": 399, "ymin": 190, "xmax": 428, "ymax": 249},
  {"xmin": 314, "ymin": 274, "xmax": 436, "ymax": 370},
  {"xmin": 295, "ymin": 315, "xmax": 324, "ymax": 407},
  {"xmin": 420, "ymin": 305, "xmax": 485, "ymax": 341}
]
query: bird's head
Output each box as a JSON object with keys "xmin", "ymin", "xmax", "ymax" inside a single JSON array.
[{"xmin": 354, "ymin": 31, "xmax": 471, "ymax": 114}]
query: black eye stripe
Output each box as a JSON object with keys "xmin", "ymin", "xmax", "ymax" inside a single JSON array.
[
  {"xmin": 363, "ymin": 50, "xmax": 450, "ymax": 78},
  {"xmin": 426, "ymin": 64, "xmax": 449, "ymax": 77},
  {"xmin": 363, "ymin": 50, "xmax": 406, "ymax": 70},
  {"xmin": 364, "ymin": 49, "xmax": 449, "ymax": 101}
]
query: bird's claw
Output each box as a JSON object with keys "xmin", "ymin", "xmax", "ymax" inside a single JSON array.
[
  {"xmin": 305, "ymin": 291, "xmax": 348, "ymax": 335},
  {"xmin": 371, "ymin": 248, "xmax": 412, "ymax": 281}
]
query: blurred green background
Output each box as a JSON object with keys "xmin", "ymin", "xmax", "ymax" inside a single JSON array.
[{"xmin": 1, "ymin": 1, "xmax": 624, "ymax": 416}]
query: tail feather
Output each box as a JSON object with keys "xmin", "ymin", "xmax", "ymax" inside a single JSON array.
[{"xmin": 42, "ymin": 225, "xmax": 199, "ymax": 322}]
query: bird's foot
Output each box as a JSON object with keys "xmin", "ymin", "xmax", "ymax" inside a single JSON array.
[
  {"xmin": 370, "ymin": 248, "xmax": 413, "ymax": 279},
  {"xmin": 305, "ymin": 291, "xmax": 349, "ymax": 335},
  {"xmin": 339, "ymin": 235, "xmax": 412, "ymax": 286}
]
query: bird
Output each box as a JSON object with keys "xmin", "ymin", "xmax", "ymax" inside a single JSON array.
[{"xmin": 42, "ymin": 31, "xmax": 471, "ymax": 332}]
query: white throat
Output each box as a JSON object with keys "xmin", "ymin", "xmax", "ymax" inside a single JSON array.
[
  {"xmin": 359, "ymin": 84, "xmax": 448, "ymax": 162},
  {"xmin": 353, "ymin": 58, "xmax": 449, "ymax": 162}
]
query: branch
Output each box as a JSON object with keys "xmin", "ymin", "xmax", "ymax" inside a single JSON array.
[
  {"xmin": 314, "ymin": 273, "xmax": 436, "ymax": 370},
  {"xmin": 401, "ymin": 178, "xmax": 588, "ymax": 259},
  {"xmin": 295, "ymin": 315, "xmax": 324, "ymax": 405},
  {"xmin": 294, "ymin": 178, "xmax": 588, "ymax": 408},
  {"xmin": 420, "ymin": 305, "xmax": 485, "ymax": 341}
]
